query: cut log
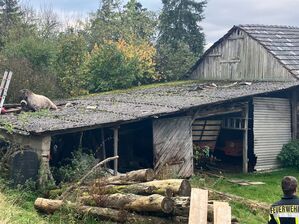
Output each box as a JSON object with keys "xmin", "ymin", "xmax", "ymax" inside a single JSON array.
[
  {"xmin": 81, "ymin": 193, "xmax": 174, "ymax": 213},
  {"xmin": 77, "ymin": 206, "xmax": 127, "ymax": 223},
  {"xmin": 137, "ymin": 179, "xmax": 191, "ymax": 196},
  {"xmin": 90, "ymin": 183, "xmax": 173, "ymax": 197},
  {"xmin": 80, "ymin": 205, "xmax": 177, "ymax": 223},
  {"xmin": 172, "ymin": 197, "xmax": 190, "ymax": 216},
  {"xmin": 34, "ymin": 198, "xmax": 64, "ymax": 214},
  {"xmin": 100, "ymin": 169, "xmax": 155, "ymax": 185}
]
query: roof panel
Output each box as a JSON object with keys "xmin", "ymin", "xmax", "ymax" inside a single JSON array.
[{"xmin": 1, "ymin": 81, "xmax": 299, "ymax": 135}]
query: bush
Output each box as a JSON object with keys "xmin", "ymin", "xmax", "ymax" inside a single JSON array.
[
  {"xmin": 51, "ymin": 150, "xmax": 97, "ymax": 184},
  {"xmin": 277, "ymin": 140, "xmax": 299, "ymax": 168}
]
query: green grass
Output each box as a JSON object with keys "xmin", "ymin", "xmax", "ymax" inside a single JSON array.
[
  {"xmin": 191, "ymin": 168, "xmax": 299, "ymax": 223},
  {"xmin": 0, "ymin": 179, "xmax": 112, "ymax": 224},
  {"xmin": 0, "ymin": 168, "xmax": 297, "ymax": 223}
]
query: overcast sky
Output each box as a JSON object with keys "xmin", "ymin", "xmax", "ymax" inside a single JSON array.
[{"xmin": 24, "ymin": 0, "xmax": 299, "ymax": 47}]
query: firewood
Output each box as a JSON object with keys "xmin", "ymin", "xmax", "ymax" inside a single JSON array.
[
  {"xmin": 90, "ymin": 183, "xmax": 173, "ymax": 197},
  {"xmin": 80, "ymin": 205, "xmax": 179, "ymax": 223},
  {"xmin": 100, "ymin": 168, "xmax": 155, "ymax": 185},
  {"xmin": 34, "ymin": 198, "xmax": 64, "ymax": 214},
  {"xmin": 137, "ymin": 179, "xmax": 191, "ymax": 196},
  {"xmin": 80, "ymin": 193, "xmax": 174, "ymax": 214}
]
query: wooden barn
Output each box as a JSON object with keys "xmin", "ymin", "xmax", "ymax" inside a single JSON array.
[{"xmin": 1, "ymin": 24, "xmax": 299, "ymax": 184}]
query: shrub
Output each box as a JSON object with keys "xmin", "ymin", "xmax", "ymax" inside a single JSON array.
[
  {"xmin": 277, "ymin": 140, "xmax": 299, "ymax": 168},
  {"xmin": 193, "ymin": 144, "xmax": 210, "ymax": 168},
  {"xmin": 51, "ymin": 150, "xmax": 97, "ymax": 184}
]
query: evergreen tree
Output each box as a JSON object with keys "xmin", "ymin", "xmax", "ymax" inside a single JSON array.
[
  {"xmin": 156, "ymin": 0, "xmax": 206, "ymax": 80},
  {"xmin": 158, "ymin": 0, "xmax": 206, "ymax": 55},
  {"xmin": 0, "ymin": 0, "xmax": 22, "ymax": 31},
  {"xmin": 122, "ymin": 0, "xmax": 157, "ymax": 42},
  {"xmin": 0, "ymin": 0, "xmax": 22, "ymax": 47}
]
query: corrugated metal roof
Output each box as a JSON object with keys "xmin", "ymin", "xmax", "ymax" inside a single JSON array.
[
  {"xmin": 0, "ymin": 81, "xmax": 299, "ymax": 135},
  {"xmin": 239, "ymin": 24, "xmax": 299, "ymax": 77}
]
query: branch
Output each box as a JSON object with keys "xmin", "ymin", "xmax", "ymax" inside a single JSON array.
[{"xmin": 59, "ymin": 156, "xmax": 119, "ymax": 200}]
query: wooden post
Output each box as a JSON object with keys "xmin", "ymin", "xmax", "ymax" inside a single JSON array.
[
  {"xmin": 243, "ymin": 103, "xmax": 249, "ymax": 173},
  {"xmin": 213, "ymin": 201, "xmax": 231, "ymax": 224},
  {"xmin": 292, "ymin": 89, "xmax": 298, "ymax": 140},
  {"xmin": 113, "ymin": 127, "xmax": 119, "ymax": 176},
  {"xmin": 101, "ymin": 128, "xmax": 106, "ymax": 160},
  {"xmin": 188, "ymin": 188, "xmax": 208, "ymax": 224}
]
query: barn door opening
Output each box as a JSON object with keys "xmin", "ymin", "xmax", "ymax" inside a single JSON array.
[{"xmin": 192, "ymin": 104, "xmax": 250, "ymax": 173}]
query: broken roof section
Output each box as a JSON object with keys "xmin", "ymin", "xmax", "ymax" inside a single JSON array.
[{"xmin": 1, "ymin": 81, "xmax": 299, "ymax": 136}]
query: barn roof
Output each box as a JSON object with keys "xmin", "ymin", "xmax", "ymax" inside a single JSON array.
[
  {"xmin": 190, "ymin": 24, "xmax": 299, "ymax": 78},
  {"xmin": 1, "ymin": 80, "xmax": 299, "ymax": 136}
]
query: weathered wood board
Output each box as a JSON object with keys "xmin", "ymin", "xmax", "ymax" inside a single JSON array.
[
  {"xmin": 153, "ymin": 116, "xmax": 193, "ymax": 178},
  {"xmin": 188, "ymin": 188, "xmax": 208, "ymax": 224}
]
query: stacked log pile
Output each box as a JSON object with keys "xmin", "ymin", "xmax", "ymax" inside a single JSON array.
[{"xmin": 34, "ymin": 168, "xmax": 238, "ymax": 223}]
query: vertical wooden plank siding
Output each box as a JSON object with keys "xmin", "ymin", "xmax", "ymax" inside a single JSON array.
[
  {"xmin": 153, "ymin": 116, "xmax": 193, "ymax": 177},
  {"xmin": 188, "ymin": 188, "xmax": 208, "ymax": 224},
  {"xmin": 213, "ymin": 201, "xmax": 231, "ymax": 224},
  {"xmin": 243, "ymin": 104, "xmax": 249, "ymax": 173},
  {"xmin": 191, "ymin": 29, "xmax": 294, "ymax": 81},
  {"xmin": 113, "ymin": 128, "xmax": 119, "ymax": 175},
  {"xmin": 253, "ymin": 97, "xmax": 292, "ymax": 170}
]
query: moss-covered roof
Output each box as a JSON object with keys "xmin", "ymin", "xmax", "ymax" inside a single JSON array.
[{"xmin": 1, "ymin": 80, "xmax": 298, "ymax": 135}]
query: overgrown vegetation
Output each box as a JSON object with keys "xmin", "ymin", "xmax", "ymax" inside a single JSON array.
[
  {"xmin": 0, "ymin": 0, "xmax": 206, "ymax": 102},
  {"xmin": 51, "ymin": 150, "xmax": 98, "ymax": 184},
  {"xmin": 277, "ymin": 140, "xmax": 299, "ymax": 168}
]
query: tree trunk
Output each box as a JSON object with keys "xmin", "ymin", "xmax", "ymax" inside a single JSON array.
[
  {"xmin": 80, "ymin": 193, "xmax": 174, "ymax": 214},
  {"xmin": 34, "ymin": 198, "xmax": 64, "ymax": 214},
  {"xmin": 80, "ymin": 205, "xmax": 178, "ymax": 223},
  {"xmin": 172, "ymin": 196, "xmax": 190, "ymax": 216},
  {"xmin": 94, "ymin": 168, "xmax": 155, "ymax": 185},
  {"xmin": 35, "ymin": 197, "xmax": 177, "ymax": 223},
  {"xmin": 89, "ymin": 183, "xmax": 173, "ymax": 197},
  {"xmin": 137, "ymin": 179, "xmax": 191, "ymax": 196}
]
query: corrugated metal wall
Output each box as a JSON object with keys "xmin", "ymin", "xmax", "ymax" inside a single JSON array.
[
  {"xmin": 253, "ymin": 97, "xmax": 291, "ymax": 170},
  {"xmin": 153, "ymin": 116, "xmax": 193, "ymax": 177}
]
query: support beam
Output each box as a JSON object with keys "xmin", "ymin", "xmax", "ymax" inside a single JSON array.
[
  {"xmin": 113, "ymin": 127, "xmax": 119, "ymax": 176},
  {"xmin": 101, "ymin": 128, "xmax": 106, "ymax": 161},
  {"xmin": 192, "ymin": 103, "xmax": 245, "ymax": 121},
  {"xmin": 292, "ymin": 89, "xmax": 298, "ymax": 140},
  {"xmin": 243, "ymin": 104, "xmax": 249, "ymax": 173}
]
